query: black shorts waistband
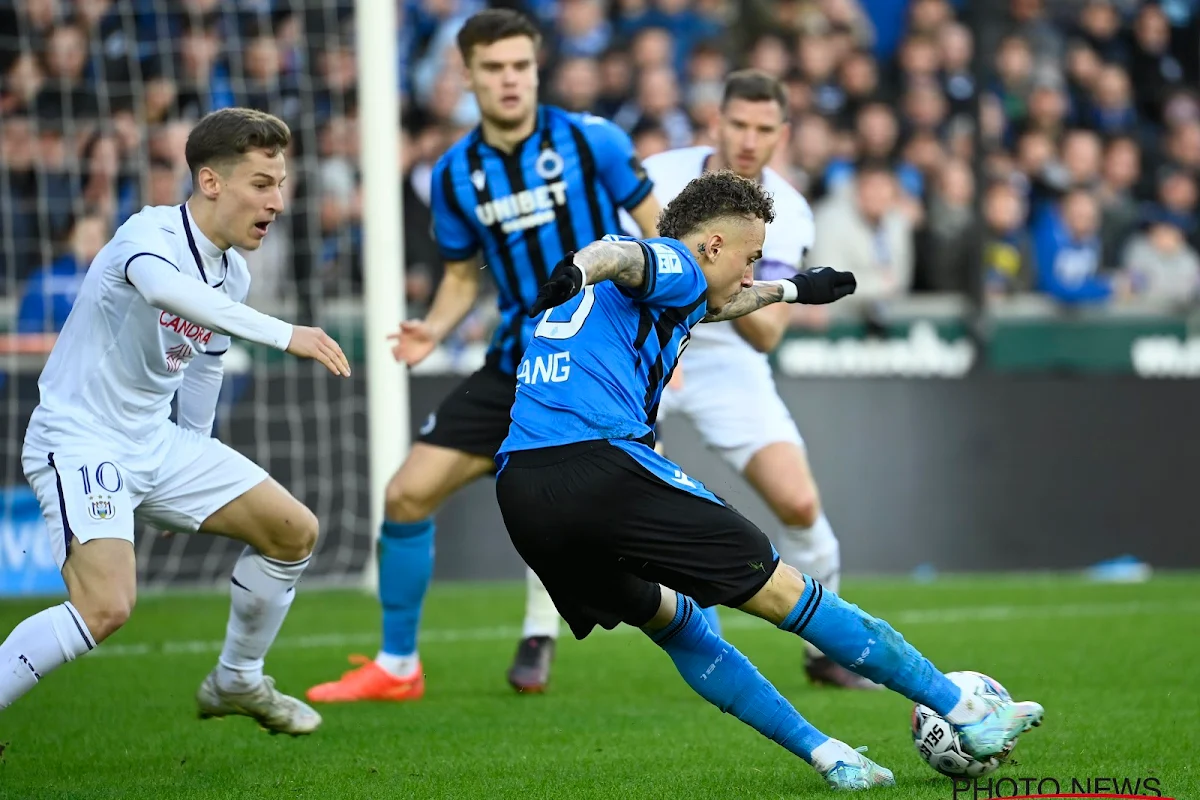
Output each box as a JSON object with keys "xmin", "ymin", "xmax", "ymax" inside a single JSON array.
[
  {"xmin": 503, "ymin": 440, "xmax": 608, "ymax": 468},
  {"xmin": 503, "ymin": 432, "xmax": 655, "ymax": 469}
]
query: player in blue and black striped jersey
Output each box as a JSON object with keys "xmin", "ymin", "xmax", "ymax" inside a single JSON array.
[
  {"xmin": 495, "ymin": 170, "xmax": 1045, "ymax": 791},
  {"xmin": 306, "ymin": 8, "xmax": 661, "ymax": 704}
]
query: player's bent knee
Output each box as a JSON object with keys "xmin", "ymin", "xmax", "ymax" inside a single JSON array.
[
  {"xmin": 738, "ymin": 562, "xmax": 806, "ymax": 626},
  {"xmin": 384, "ymin": 474, "xmax": 434, "ymax": 523},
  {"xmin": 262, "ymin": 503, "xmax": 319, "ymax": 562},
  {"xmin": 70, "ymin": 589, "xmax": 135, "ymax": 642},
  {"xmin": 779, "ymin": 491, "xmax": 820, "ymax": 529}
]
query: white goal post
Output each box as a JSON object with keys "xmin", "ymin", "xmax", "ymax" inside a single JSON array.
[{"xmin": 355, "ymin": 0, "xmax": 408, "ymax": 591}]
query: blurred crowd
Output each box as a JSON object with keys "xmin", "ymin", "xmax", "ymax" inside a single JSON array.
[{"xmin": 2, "ymin": 0, "xmax": 1200, "ymax": 338}]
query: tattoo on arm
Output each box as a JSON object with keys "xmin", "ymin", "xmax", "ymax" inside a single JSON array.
[
  {"xmin": 701, "ymin": 281, "xmax": 785, "ymax": 322},
  {"xmin": 573, "ymin": 241, "xmax": 646, "ymax": 290}
]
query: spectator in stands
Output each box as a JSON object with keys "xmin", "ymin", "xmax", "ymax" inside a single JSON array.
[
  {"xmin": 1129, "ymin": 2, "xmax": 1188, "ymax": 124},
  {"xmin": 553, "ymin": 56, "xmax": 602, "ymax": 113},
  {"xmin": 982, "ymin": 180, "xmax": 1035, "ymax": 296},
  {"xmin": 990, "ymin": 34, "xmax": 1035, "ymax": 132},
  {"xmin": 612, "ymin": 65, "xmax": 692, "ymax": 149},
  {"xmin": 938, "ymin": 21, "xmax": 976, "ymax": 124},
  {"xmin": 16, "ymin": 214, "xmax": 107, "ymax": 333},
  {"xmin": 1006, "ymin": 0, "xmax": 1064, "ymax": 66},
  {"xmin": 1097, "ymin": 135, "xmax": 1143, "ymax": 268},
  {"xmin": 790, "ymin": 113, "xmax": 834, "ymax": 203},
  {"xmin": 1076, "ymin": 0, "xmax": 1128, "ymax": 65},
  {"xmin": 917, "ymin": 158, "xmax": 978, "ymax": 295},
  {"xmin": 808, "ymin": 160, "xmax": 914, "ymax": 300},
  {"xmin": 1120, "ymin": 207, "xmax": 1200, "ymax": 305},
  {"xmin": 1033, "ymin": 188, "xmax": 1110, "ymax": 304},
  {"xmin": 1087, "ymin": 63, "xmax": 1138, "ymax": 137}
]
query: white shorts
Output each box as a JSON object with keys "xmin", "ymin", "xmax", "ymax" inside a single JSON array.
[
  {"xmin": 21, "ymin": 424, "xmax": 268, "ymax": 569},
  {"xmin": 659, "ymin": 348, "xmax": 803, "ymax": 473}
]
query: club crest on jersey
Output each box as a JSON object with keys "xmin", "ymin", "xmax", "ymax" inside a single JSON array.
[
  {"xmin": 159, "ymin": 312, "xmax": 213, "ymax": 346},
  {"xmin": 86, "ymin": 494, "xmax": 116, "ymax": 521},
  {"xmin": 470, "ymin": 169, "xmax": 486, "ymax": 191},
  {"xmin": 535, "ymin": 149, "xmax": 564, "ymax": 180}
]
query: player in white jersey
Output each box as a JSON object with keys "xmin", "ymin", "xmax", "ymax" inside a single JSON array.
[
  {"xmin": 1, "ymin": 108, "xmax": 351, "ymax": 733},
  {"xmin": 514, "ymin": 71, "xmax": 875, "ymax": 691}
]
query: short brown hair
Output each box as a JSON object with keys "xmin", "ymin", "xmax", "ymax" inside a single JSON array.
[
  {"xmin": 722, "ymin": 69, "xmax": 788, "ymax": 117},
  {"xmin": 456, "ymin": 9, "xmax": 541, "ymax": 64},
  {"xmin": 658, "ymin": 170, "xmax": 776, "ymax": 241},
  {"xmin": 185, "ymin": 107, "xmax": 291, "ymax": 179}
]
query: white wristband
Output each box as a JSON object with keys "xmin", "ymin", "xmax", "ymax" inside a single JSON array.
[
  {"xmin": 575, "ymin": 261, "xmax": 588, "ymax": 289},
  {"xmin": 768, "ymin": 279, "xmax": 798, "ymax": 303}
]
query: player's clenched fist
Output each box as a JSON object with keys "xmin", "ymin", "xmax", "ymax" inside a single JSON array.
[
  {"xmin": 286, "ymin": 326, "xmax": 351, "ymax": 377},
  {"xmin": 782, "ymin": 266, "xmax": 856, "ymax": 305},
  {"xmin": 387, "ymin": 320, "xmax": 438, "ymax": 367},
  {"xmin": 528, "ymin": 252, "xmax": 585, "ymax": 317}
]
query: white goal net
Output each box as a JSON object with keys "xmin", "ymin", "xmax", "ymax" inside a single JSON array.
[{"xmin": 0, "ymin": 0, "xmax": 376, "ymax": 590}]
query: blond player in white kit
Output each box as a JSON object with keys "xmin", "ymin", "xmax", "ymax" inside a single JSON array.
[
  {"xmin": 1, "ymin": 108, "xmax": 351, "ymax": 733},
  {"xmin": 511, "ymin": 71, "xmax": 875, "ymax": 692}
]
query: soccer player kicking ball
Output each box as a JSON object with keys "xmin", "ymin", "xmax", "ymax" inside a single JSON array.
[
  {"xmin": 1, "ymin": 108, "xmax": 350, "ymax": 735},
  {"xmin": 517, "ymin": 69, "xmax": 876, "ymax": 691},
  {"xmin": 495, "ymin": 171, "xmax": 1044, "ymax": 790},
  {"xmin": 306, "ymin": 8, "xmax": 661, "ymax": 703}
]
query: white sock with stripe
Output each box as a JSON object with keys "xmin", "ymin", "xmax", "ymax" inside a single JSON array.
[{"xmin": 0, "ymin": 602, "xmax": 95, "ymax": 709}]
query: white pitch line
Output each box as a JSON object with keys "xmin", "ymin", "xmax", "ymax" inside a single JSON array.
[{"xmin": 86, "ymin": 599, "xmax": 1200, "ymax": 660}]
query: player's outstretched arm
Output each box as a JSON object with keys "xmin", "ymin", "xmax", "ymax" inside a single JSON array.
[
  {"xmin": 388, "ymin": 257, "xmax": 479, "ymax": 367},
  {"xmin": 703, "ymin": 267, "xmax": 858, "ymax": 323},
  {"xmin": 126, "ymin": 257, "xmax": 350, "ymax": 376},
  {"xmin": 528, "ymin": 242, "xmax": 646, "ymax": 316}
]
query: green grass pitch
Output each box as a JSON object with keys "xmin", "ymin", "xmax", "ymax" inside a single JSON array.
[{"xmin": 0, "ymin": 574, "xmax": 1197, "ymax": 799}]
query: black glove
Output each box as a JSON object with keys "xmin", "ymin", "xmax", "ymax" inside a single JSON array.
[
  {"xmin": 785, "ymin": 266, "xmax": 857, "ymax": 305},
  {"xmin": 528, "ymin": 252, "xmax": 585, "ymax": 317}
]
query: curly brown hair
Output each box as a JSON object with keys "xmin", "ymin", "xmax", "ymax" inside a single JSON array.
[{"xmin": 657, "ymin": 170, "xmax": 776, "ymax": 241}]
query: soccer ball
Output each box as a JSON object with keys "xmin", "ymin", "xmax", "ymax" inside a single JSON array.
[{"xmin": 911, "ymin": 671, "xmax": 1017, "ymax": 778}]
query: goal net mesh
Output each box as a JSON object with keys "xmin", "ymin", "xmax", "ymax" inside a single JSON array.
[{"xmin": 0, "ymin": 0, "xmax": 375, "ymax": 588}]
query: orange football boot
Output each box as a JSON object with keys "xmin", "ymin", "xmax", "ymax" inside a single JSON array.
[{"xmin": 305, "ymin": 655, "xmax": 425, "ymax": 703}]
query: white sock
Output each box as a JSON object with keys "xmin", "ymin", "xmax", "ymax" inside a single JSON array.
[
  {"xmin": 522, "ymin": 566, "xmax": 561, "ymax": 639},
  {"xmin": 945, "ymin": 684, "xmax": 990, "ymax": 725},
  {"xmin": 374, "ymin": 651, "xmax": 420, "ymax": 677},
  {"xmin": 217, "ymin": 547, "xmax": 309, "ymax": 693},
  {"xmin": 0, "ymin": 602, "xmax": 95, "ymax": 709},
  {"xmin": 776, "ymin": 513, "xmax": 841, "ymax": 659},
  {"xmin": 810, "ymin": 738, "xmax": 860, "ymax": 772}
]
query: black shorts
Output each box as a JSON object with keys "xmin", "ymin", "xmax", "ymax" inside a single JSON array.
[
  {"xmin": 417, "ymin": 363, "xmax": 517, "ymax": 463},
  {"xmin": 495, "ymin": 440, "xmax": 779, "ymax": 640}
]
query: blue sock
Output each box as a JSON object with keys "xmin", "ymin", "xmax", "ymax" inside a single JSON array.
[
  {"xmin": 648, "ymin": 593, "xmax": 829, "ymax": 763},
  {"xmin": 378, "ymin": 518, "xmax": 436, "ymax": 656},
  {"xmin": 779, "ymin": 576, "xmax": 961, "ymax": 715},
  {"xmin": 700, "ymin": 603, "xmax": 722, "ymax": 636}
]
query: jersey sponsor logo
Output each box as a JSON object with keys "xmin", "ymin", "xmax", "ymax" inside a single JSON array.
[
  {"xmin": 651, "ymin": 243, "xmax": 683, "ymax": 275},
  {"xmin": 165, "ymin": 342, "xmax": 195, "ymax": 373},
  {"xmin": 86, "ymin": 494, "xmax": 116, "ymax": 521},
  {"xmin": 474, "ymin": 181, "xmax": 569, "ymax": 234},
  {"xmin": 159, "ymin": 312, "xmax": 213, "ymax": 346}
]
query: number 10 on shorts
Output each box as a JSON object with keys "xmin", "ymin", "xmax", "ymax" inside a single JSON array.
[{"xmin": 77, "ymin": 462, "xmax": 123, "ymax": 521}]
